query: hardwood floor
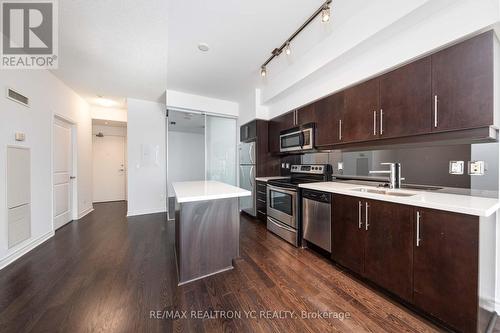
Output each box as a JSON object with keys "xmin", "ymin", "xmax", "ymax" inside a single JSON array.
[{"xmin": 0, "ymin": 202, "xmax": 447, "ymax": 332}]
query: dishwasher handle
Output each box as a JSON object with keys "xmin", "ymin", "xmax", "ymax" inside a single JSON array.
[{"xmin": 301, "ymin": 189, "xmax": 331, "ymax": 203}]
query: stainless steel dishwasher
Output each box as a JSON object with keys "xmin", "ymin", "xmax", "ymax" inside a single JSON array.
[{"xmin": 302, "ymin": 189, "xmax": 331, "ymax": 252}]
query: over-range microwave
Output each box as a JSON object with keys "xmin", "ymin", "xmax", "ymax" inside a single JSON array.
[{"xmin": 280, "ymin": 123, "xmax": 315, "ymax": 153}]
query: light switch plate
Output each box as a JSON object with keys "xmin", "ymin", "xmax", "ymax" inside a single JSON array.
[
  {"xmin": 449, "ymin": 161, "xmax": 464, "ymax": 175},
  {"xmin": 337, "ymin": 162, "xmax": 344, "ymax": 171},
  {"xmin": 468, "ymin": 161, "xmax": 485, "ymax": 176}
]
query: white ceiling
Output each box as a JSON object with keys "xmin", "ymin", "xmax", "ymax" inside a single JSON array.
[
  {"xmin": 167, "ymin": 0, "xmax": 325, "ymax": 103},
  {"xmin": 52, "ymin": 0, "xmax": 168, "ymax": 108}
]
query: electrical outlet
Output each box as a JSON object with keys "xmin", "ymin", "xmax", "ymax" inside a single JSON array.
[
  {"xmin": 449, "ymin": 161, "xmax": 464, "ymax": 175},
  {"xmin": 337, "ymin": 162, "xmax": 344, "ymax": 171},
  {"xmin": 468, "ymin": 161, "xmax": 485, "ymax": 176}
]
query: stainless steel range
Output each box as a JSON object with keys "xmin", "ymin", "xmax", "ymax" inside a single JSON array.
[{"xmin": 266, "ymin": 164, "xmax": 332, "ymax": 246}]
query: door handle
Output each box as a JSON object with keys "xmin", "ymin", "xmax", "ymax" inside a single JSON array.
[
  {"xmin": 434, "ymin": 95, "xmax": 438, "ymax": 128},
  {"xmin": 70, "ymin": 176, "xmax": 76, "ymax": 179},
  {"xmin": 339, "ymin": 120, "xmax": 342, "ymax": 141},
  {"xmin": 416, "ymin": 211, "xmax": 422, "ymax": 247},
  {"xmin": 365, "ymin": 202, "xmax": 369, "ymax": 231},
  {"xmin": 373, "ymin": 111, "xmax": 377, "ymax": 136},
  {"xmin": 358, "ymin": 201, "xmax": 362, "ymax": 229},
  {"xmin": 379, "ymin": 109, "xmax": 383, "ymax": 135}
]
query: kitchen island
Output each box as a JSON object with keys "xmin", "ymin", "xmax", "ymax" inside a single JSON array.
[{"xmin": 172, "ymin": 180, "xmax": 251, "ymax": 285}]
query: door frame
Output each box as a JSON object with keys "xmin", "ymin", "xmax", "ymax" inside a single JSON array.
[{"xmin": 51, "ymin": 113, "xmax": 78, "ymax": 231}]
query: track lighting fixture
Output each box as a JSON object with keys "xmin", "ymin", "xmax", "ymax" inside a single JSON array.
[
  {"xmin": 260, "ymin": 66, "xmax": 267, "ymax": 77},
  {"xmin": 321, "ymin": 4, "xmax": 331, "ymax": 23},
  {"xmin": 284, "ymin": 42, "xmax": 291, "ymax": 55},
  {"xmin": 259, "ymin": 0, "xmax": 332, "ymax": 78}
]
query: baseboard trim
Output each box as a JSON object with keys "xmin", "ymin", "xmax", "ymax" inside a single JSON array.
[
  {"xmin": 0, "ymin": 231, "xmax": 54, "ymax": 271},
  {"xmin": 78, "ymin": 207, "xmax": 94, "ymax": 219},
  {"xmin": 127, "ymin": 208, "xmax": 166, "ymax": 217}
]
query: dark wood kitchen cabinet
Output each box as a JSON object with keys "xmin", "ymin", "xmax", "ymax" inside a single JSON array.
[
  {"xmin": 343, "ymin": 78, "xmax": 380, "ymax": 143},
  {"xmin": 363, "ymin": 199, "xmax": 413, "ymax": 302},
  {"xmin": 331, "ymin": 195, "xmax": 365, "ymax": 275},
  {"xmin": 314, "ymin": 92, "xmax": 345, "ymax": 146},
  {"xmin": 296, "ymin": 103, "xmax": 316, "ymax": 126},
  {"xmin": 413, "ymin": 208, "xmax": 479, "ymax": 333},
  {"xmin": 379, "ymin": 57, "xmax": 432, "ymax": 138},
  {"xmin": 268, "ymin": 111, "xmax": 295, "ymax": 153},
  {"xmin": 240, "ymin": 120, "xmax": 257, "ymax": 142},
  {"xmin": 332, "ymin": 195, "xmax": 413, "ymax": 301},
  {"xmin": 431, "ymin": 30, "xmax": 494, "ymax": 132}
]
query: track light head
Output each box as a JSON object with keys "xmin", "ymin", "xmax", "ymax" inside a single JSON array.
[
  {"xmin": 285, "ymin": 42, "xmax": 291, "ymax": 55},
  {"xmin": 321, "ymin": 4, "xmax": 331, "ymax": 23},
  {"xmin": 260, "ymin": 66, "xmax": 267, "ymax": 77}
]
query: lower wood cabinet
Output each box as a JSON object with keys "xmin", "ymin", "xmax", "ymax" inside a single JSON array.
[
  {"xmin": 364, "ymin": 200, "xmax": 413, "ymax": 302},
  {"xmin": 332, "ymin": 195, "xmax": 412, "ymax": 301},
  {"xmin": 413, "ymin": 208, "xmax": 479, "ymax": 333},
  {"xmin": 332, "ymin": 195, "xmax": 365, "ymax": 275},
  {"xmin": 331, "ymin": 194, "xmax": 479, "ymax": 332}
]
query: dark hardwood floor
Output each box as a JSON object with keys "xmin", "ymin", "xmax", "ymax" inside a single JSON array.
[{"xmin": 0, "ymin": 202, "xmax": 450, "ymax": 332}]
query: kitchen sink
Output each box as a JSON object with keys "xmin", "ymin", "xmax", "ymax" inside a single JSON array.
[{"xmin": 350, "ymin": 187, "xmax": 417, "ymax": 197}]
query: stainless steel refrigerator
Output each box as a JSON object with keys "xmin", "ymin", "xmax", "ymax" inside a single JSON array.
[{"xmin": 239, "ymin": 141, "xmax": 256, "ymax": 216}]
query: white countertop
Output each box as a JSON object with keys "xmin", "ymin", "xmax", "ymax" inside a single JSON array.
[
  {"xmin": 172, "ymin": 180, "xmax": 251, "ymax": 203},
  {"xmin": 255, "ymin": 176, "xmax": 288, "ymax": 182},
  {"xmin": 299, "ymin": 181, "xmax": 500, "ymax": 217}
]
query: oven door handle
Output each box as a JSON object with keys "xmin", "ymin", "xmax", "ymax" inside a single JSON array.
[{"xmin": 267, "ymin": 185, "xmax": 297, "ymax": 195}]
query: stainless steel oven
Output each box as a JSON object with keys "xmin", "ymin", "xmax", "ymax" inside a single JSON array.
[
  {"xmin": 267, "ymin": 184, "xmax": 299, "ymax": 246},
  {"xmin": 280, "ymin": 123, "xmax": 314, "ymax": 153}
]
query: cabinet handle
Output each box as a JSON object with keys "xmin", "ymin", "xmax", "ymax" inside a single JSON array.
[
  {"xmin": 434, "ymin": 95, "xmax": 438, "ymax": 128},
  {"xmin": 358, "ymin": 201, "xmax": 362, "ymax": 229},
  {"xmin": 339, "ymin": 120, "xmax": 342, "ymax": 141},
  {"xmin": 379, "ymin": 109, "xmax": 384, "ymax": 135},
  {"xmin": 416, "ymin": 211, "xmax": 422, "ymax": 247},
  {"xmin": 373, "ymin": 111, "xmax": 377, "ymax": 136},
  {"xmin": 365, "ymin": 202, "xmax": 369, "ymax": 231}
]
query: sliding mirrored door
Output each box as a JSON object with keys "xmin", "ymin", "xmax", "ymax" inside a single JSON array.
[{"xmin": 205, "ymin": 115, "xmax": 236, "ymax": 185}]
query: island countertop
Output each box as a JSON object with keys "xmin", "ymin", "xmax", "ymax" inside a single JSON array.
[{"xmin": 172, "ymin": 180, "xmax": 251, "ymax": 203}]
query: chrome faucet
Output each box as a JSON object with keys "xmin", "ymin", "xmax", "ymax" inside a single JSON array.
[{"xmin": 369, "ymin": 162, "xmax": 403, "ymax": 189}]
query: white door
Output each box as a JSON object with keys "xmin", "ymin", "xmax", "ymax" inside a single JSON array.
[
  {"xmin": 93, "ymin": 135, "xmax": 126, "ymax": 202},
  {"xmin": 53, "ymin": 118, "xmax": 73, "ymax": 230}
]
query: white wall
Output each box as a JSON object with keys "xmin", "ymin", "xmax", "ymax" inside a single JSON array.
[
  {"xmin": 127, "ymin": 98, "xmax": 166, "ymax": 216},
  {"xmin": 167, "ymin": 89, "xmax": 239, "ymax": 117},
  {"xmin": 91, "ymin": 105, "xmax": 127, "ymax": 122},
  {"xmin": 167, "ymin": 131, "xmax": 205, "ymax": 197},
  {"xmin": 0, "ymin": 70, "xmax": 92, "ymax": 269}
]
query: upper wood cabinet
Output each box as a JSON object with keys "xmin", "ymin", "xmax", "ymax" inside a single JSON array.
[
  {"xmin": 343, "ymin": 78, "xmax": 380, "ymax": 143},
  {"xmin": 431, "ymin": 30, "xmax": 494, "ymax": 132},
  {"xmin": 268, "ymin": 111, "xmax": 295, "ymax": 153},
  {"xmin": 296, "ymin": 103, "xmax": 316, "ymax": 126},
  {"xmin": 413, "ymin": 208, "xmax": 479, "ymax": 333},
  {"xmin": 314, "ymin": 92, "xmax": 345, "ymax": 146},
  {"xmin": 268, "ymin": 30, "xmax": 495, "ymax": 151},
  {"xmin": 379, "ymin": 57, "xmax": 432, "ymax": 138},
  {"xmin": 240, "ymin": 120, "xmax": 257, "ymax": 142}
]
